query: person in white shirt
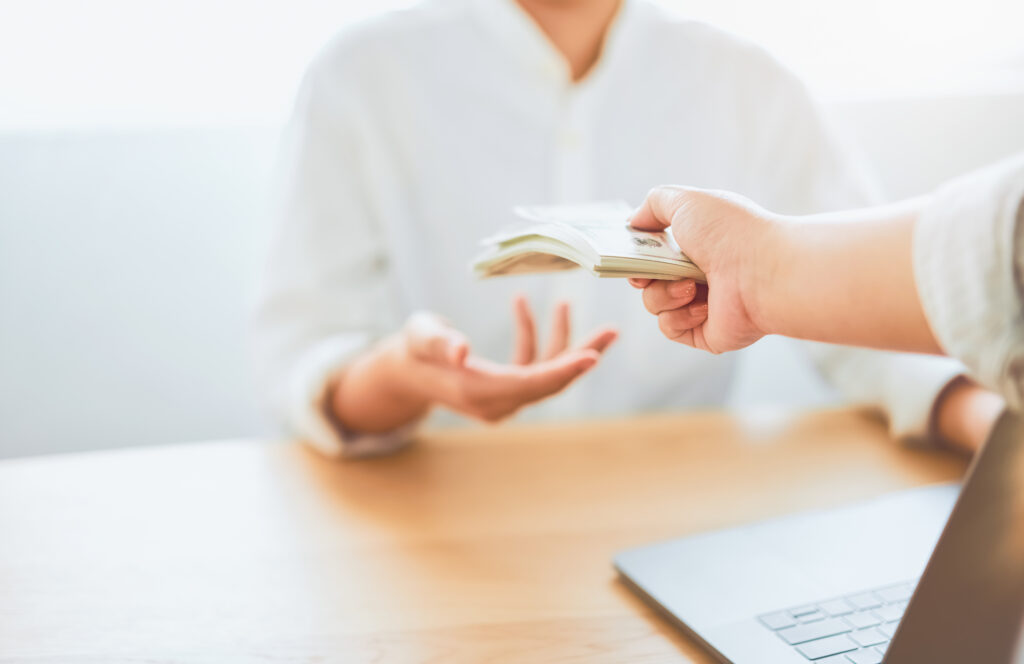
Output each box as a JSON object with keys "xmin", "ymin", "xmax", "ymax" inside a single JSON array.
[
  {"xmin": 627, "ymin": 154, "xmax": 1024, "ymax": 409},
  {"xmin": 253, "ymin": 0, "xmax": 1002, "ymax": 458}
]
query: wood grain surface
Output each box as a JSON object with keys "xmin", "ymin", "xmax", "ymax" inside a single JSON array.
[{"xmin": 0, "ymin": 408, "xmax": 967, "ymax": 663}]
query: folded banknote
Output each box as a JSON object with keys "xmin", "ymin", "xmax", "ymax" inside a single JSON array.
[{"xmin": 471, "ymin": 201, "xmax": 706, "ymax": 282}]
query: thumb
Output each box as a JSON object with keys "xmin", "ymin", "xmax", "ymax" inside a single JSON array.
[
  {"xmin": 629, "ymin": 185, "xmax": 694, "ymax": 232},
  {"xmin": 404, "ymin": 311, "xmax": 470, "ymax": 366}
]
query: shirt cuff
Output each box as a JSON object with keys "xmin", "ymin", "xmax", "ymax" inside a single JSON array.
[
  {"xmin": 805, "ymin": 341, "xmax": 965, "ymax": 446},
  {"xmin": 914, "ymin": 155, "xmax": 1024, "ymax": 410},
  {"xmin": 286, "ymin": 335, "xmax": 420, "ymax": 458},
  {"xmin": 885, "ymin": 356, "xmax": 966, "ymax": 446}
]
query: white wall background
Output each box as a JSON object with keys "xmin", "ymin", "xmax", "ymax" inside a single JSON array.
[
  {"xmin": 2, "ymin": 1, "xmax": 1024, "ymax": 458},
  {"xmin": 1, "ymin": 0, "xmax": 1022, "ymax": 130},
  {"xmin": 0, "ymin": 129, "xmax": 278, "ymax": 456}
]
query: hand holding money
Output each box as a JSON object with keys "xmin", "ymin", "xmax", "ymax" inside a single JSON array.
[
  {"xmin": 472, "ymin": 201, "xmax": 706, "ymax": 281},
  {"xmin": 630, "ymin": 184, "xmax": 948, "ymax": 357},
  {"xmin": 628, "ymin": 186, "xmax": 776, "ymax": 354}
]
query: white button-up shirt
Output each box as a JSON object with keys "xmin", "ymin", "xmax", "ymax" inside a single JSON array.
[{"xmin": 254, "ymin": 0, "xmax": 963, "ymax": 456}]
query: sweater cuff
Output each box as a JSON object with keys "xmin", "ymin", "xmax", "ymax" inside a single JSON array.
[
  {"xmin": 914, "ymin": 155, "xmax": 1024, "ymax": 411},
  {"xmin": 286, "ymin": 335, "xmax": 419, "ymax": 458}
]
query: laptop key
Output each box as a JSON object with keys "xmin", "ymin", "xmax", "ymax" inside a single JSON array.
[
  {"xmin": 872, "ymin": 601, "xmax": 906, "ymax": 623},
  {"xmin": 843, "ymin": 611, "xmax": 881, "ymax": 629},
  {"xmin": 796, "ymin": 634, "xmax": 859, "ymax": 660},
  {"xmin": 755, "ymin": 580, "xmax": 915, "ymax": 661},
  {"xmin": 760, "ymin": 611, "xmax": 796, "ymax": 630},
  {"xmin": 875, "ymin": 583, "xmax": 913, "ymax": 603},
  {"xmin": 849, "ymin": 627, "xmax": 887, "ymax": 647},
  {"xmin": 845, "ymin": 592, "xmax": 883, "ymax": 610},
  {"xmin": 797, "ymin": 609, "xmax": 827, "ymax": 623},
  {"xmin": 778, "ymin": 618, "xmax": 852, "ymax": 645},
  {"xmin": 845, "ymin": 648, "xmax": 883, "ymax": 664},
  {"xmin": 790, "ymin": 605, "xmax": 820, "ymax": 618},
  {"xmin": 819, "ymin": 598, "xmax": 854, "ymax": 616}
]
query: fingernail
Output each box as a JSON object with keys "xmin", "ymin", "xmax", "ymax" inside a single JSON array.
[{"xmin": 670, "ymin": 280, "xmax": 695, "ymax": 298}]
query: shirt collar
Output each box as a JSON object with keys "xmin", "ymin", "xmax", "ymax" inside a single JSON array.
[{"xmin": 467, "ymin": 0, "xmax": 638, "ymax": 88}]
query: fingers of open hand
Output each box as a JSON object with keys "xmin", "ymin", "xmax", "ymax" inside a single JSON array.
[
  {"xmin": 577, "ymin": 325, "xmax": 619, "ymax": 354},
  {"xmin": 512, "ymin": 297, "xmax": 585, "ymax": 363},
  {"xmin": 431, "ymin": 297, "xmax": 613, "ymax": 423},
  {"xmin": 519, "ymin": 350, "xmax": 599, "ymax": 403},
  {"xmin": 512, "ymin": 294, "xmax": 537, "ymax": 365},
  {"xmin": 542, "ymin": 301, "xmax": 571, "ymax": 360},
  {"xmin": 405, "ymin": 311, "xmax": 469, "ymax": 366},
  {"xmin": 454, "ymin": 351, "xmax": 599, "ymax": 423},
  {"xmin": 642, "ymin": 279, "xmax": 698, "ymax": 315}
]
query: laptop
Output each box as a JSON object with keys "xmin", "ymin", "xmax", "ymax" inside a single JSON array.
[{"xmin": 615, "ymin": 411, "xmax": 1024, "ymax": 663}]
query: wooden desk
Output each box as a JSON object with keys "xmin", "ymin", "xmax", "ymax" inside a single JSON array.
[{"xmin": 0, "ymin": 409, "xmax": 966, "ymax": 663}]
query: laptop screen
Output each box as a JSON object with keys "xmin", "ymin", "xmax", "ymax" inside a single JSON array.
[{"xmin": 885, "ymin": 411, "xmax": 1024, "ymax": 663}]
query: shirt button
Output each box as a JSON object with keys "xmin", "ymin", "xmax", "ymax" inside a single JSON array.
[{"xmin": 559, "ymin": 130, "xmax": 582, "ymax": 149}]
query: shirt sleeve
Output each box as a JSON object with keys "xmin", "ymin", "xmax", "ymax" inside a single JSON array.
[
  {"xmin": 251, "ymin": 56, "xmax": 418, "ymax": 458},
  {"xmin": 749, "ymin": 60, "xmax": 966, "ymax": 444},
  {"xmin": 805, "ymin": 344, "xmax": 966, "ymax": 443},
  {"xmin": 913, "ymin": 154, "xmax": 1024, "ymax": 411}
]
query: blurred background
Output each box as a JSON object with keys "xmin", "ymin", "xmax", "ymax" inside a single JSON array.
[{"xmin": 3, "ymin": 0, "xmax": 1024, "ymax": 459}]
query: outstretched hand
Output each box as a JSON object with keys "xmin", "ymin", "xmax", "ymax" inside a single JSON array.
[{"xmin": 401, "ymin": 296, "xmax": 618, "ymax": 422}]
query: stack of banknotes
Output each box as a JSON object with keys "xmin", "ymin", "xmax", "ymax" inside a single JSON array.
[{"xmin": 471, "ymin": 201, "xmax": 706, "ymax": 282}]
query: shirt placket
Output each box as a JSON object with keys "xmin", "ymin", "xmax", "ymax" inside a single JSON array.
[
  {"xmin": 552, "ymin": 85, "xmax": 594, "ymax": 204},
  {"xmin": 546, "ymin": 82, "xmax": 603, "ymax": 422}
]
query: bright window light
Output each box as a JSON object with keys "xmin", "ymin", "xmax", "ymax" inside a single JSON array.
[
  {"xmin": 663, "ymin": 0, "xmax": 1024, "ymax": 98},
  {"xmin": 1, "ymin": 0, "xmax": 1022, "ymax": 130}
]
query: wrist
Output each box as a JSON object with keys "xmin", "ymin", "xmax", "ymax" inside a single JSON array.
[
  {"xmin": 374, "ymin": 334, "xmax": 434, "ymax": 406},
  {"xmin": 744, "ymin": 213, "xmax": 795, "ymax": 338},
  {"xmin": 328, "ymin": 335, "xmax": 434, "ymax": 431},
  {"xmin": 933, "ymin": 377, "xmax": 1006, "ymax": 453}
]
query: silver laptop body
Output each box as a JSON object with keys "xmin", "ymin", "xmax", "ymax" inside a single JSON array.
[{"xmin": 615, "ymin": 412, "xmax": 1024, "ymax": 663}]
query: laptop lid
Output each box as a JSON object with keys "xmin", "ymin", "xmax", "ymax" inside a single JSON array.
[{"xmin": 885, "ymin": 411, "xmax": 1024, "ymax": 663}]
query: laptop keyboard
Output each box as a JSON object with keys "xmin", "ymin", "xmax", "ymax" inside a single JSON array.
[{"xmin": 758, "ymin": 580, "xmax": 915, "ymax": 662}]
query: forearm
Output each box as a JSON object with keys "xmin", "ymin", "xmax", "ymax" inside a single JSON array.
[
  {"xmin": 762, "ymin": 200, "xmax": 941, "ymax": 354},
  {"xmin": 327, "ymin": 336, "xmax": 434, "ymax": 434}
]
